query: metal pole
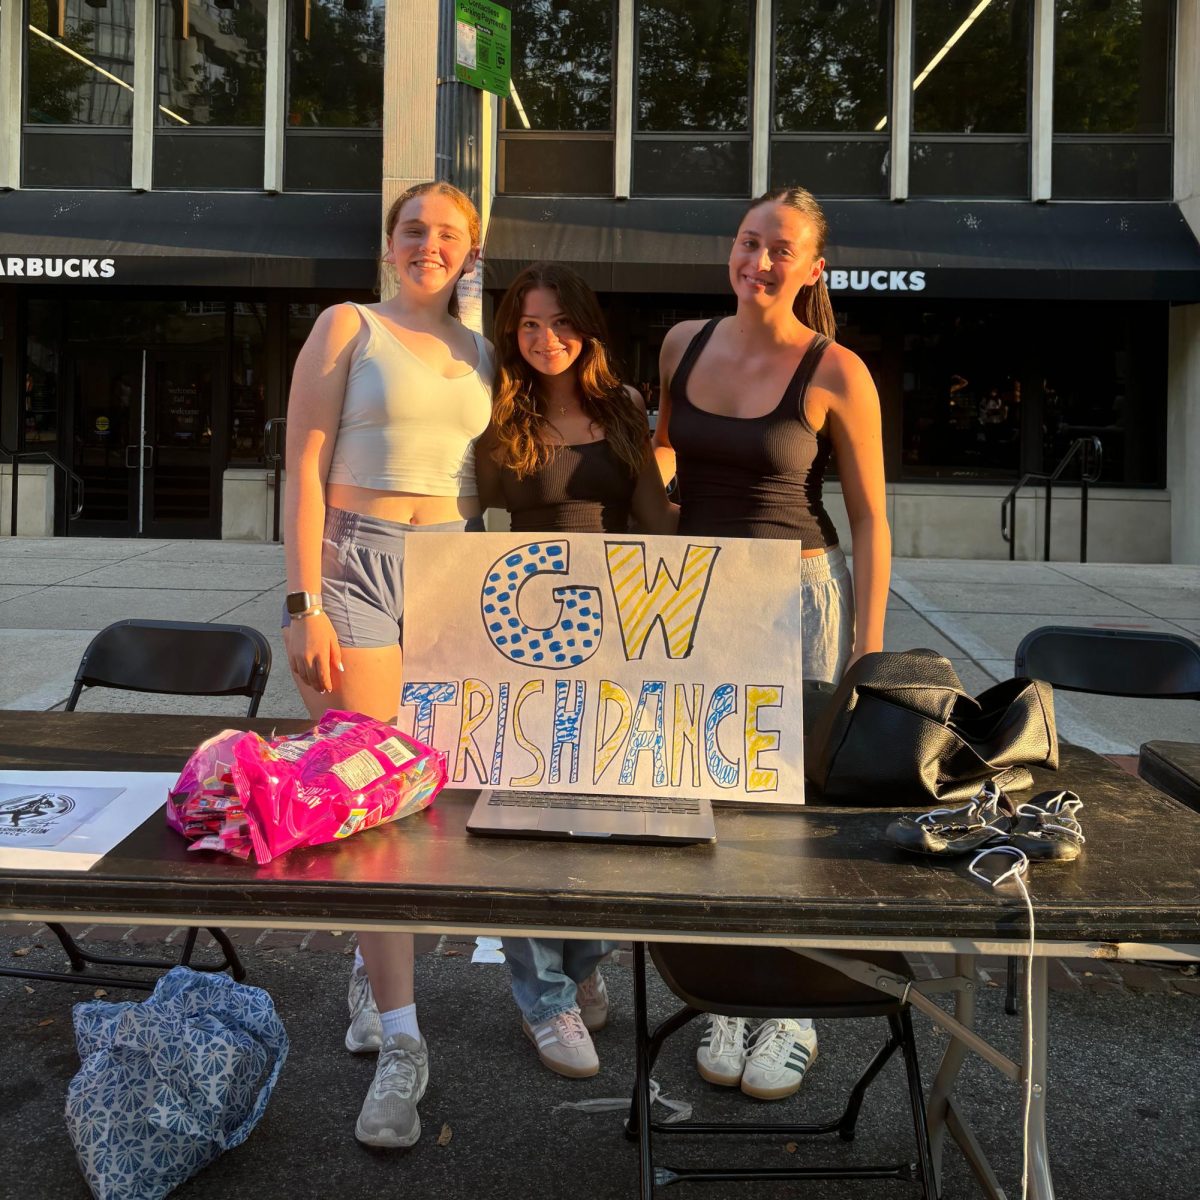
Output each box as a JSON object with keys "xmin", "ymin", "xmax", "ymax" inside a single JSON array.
[
  {"xmin": 8, "ymin": 457, "xmax": 16, "ymax": 537},
  {"xmin": 138, "ymin": 350, "xmax": 147, "ymax": 536},
  {"xmin": 1043, "ymin": 482, "xmax": 1052, "ymax": 562},
  {"xmin": 273, "ymin": 446, "xmax": 283, "ymax": 544},
  {"xmin": 1080, "ymin": 475, "xmax": 1088, "ymax": 563}
]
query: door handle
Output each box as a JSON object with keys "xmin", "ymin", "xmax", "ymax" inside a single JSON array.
[{"xmin": 143, "ymin": 445, "xmax": 154, "ymax": 468}]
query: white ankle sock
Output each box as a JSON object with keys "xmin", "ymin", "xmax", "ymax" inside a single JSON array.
[{"xmin": 380, "ymin": 1004, "xmax": 421, "ymax": 1043}]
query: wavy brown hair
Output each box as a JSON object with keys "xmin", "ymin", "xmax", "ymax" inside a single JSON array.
[
  {"xmin": 382, "ymin": 181, "xmax": 481, "ymax": 318},
  {"xmin": 741, "ymin": 187, "xmax": 837, "ymax": 341},
  {"xmin": 490, "ymin": 263, "xmax": 649, "ymax": 480}
]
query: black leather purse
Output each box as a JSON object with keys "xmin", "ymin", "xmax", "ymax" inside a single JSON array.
[{"xmin": 804, "ymin": 649, "xmax": 1058, "ymax": 805}]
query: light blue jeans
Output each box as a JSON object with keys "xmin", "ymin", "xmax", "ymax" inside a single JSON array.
[{"xmin": 502, "ymin": 938, "xmax": 615, "ymax": 1024}]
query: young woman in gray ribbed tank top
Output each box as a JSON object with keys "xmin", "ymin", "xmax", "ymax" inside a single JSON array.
[
  {"xmin": 282, "ymin": 182, "xmax": 492, "ymax": 1152},
  {"xmin": 652, "ymin": 188, "xmax": 892, "ymax": 1104},
  {"xmin": 475, "ymin": 263, "xmax": 676, "ymax": 1082}
]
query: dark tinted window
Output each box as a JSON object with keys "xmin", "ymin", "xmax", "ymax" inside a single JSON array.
[
  {"xmin": 156, "ymin": 0, "xmax": 269, "ymax": 127},
  {"xmin": 25, "ymin": 0, "xmax": 136, "ymax": 125},
  {"xmin": 287, "ymin": 0, "xmax": 384, "ymax": 128},
  {"xmin": 230, "ymin": 303, "xmax": 268, "ymax": 463},
  {"xmin": 23, "ymin": 301, "xmax": 61, "ymax": 449},
  {"xmin": 503, "ymin": 0, "xmax": 613, "ymax": 131},
  {"xmin": 1054, "ymin": 0, "xmax": 1172, "ymax": 134},
  {"xmin": 636, "ymin": 0, "xmax": 751, "ymax": 131},
  {"xmin": 912, "ymin": 0, "xmax": 1030, "ymax": 133},
  {"xmin": 774, "ymin": 0, "xmax": 891, "ymax": 132}
]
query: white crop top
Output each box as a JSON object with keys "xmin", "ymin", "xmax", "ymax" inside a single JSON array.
[{"xmin": 326, "ymin": 303, "xmax": 494, "ymax": 497}]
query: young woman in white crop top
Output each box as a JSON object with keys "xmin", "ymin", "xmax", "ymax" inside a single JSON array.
[{"xmin": 282, "ymin": 181, "xmax": 492, "ymax": 1152}]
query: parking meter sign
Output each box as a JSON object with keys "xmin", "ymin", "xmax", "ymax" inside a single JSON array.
[{"xmin": 454, "ymin": 0, "xmax": 511, "ymax": 98}]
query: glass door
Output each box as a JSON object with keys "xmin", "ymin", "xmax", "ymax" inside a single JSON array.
[
  {"xmin": 69, "ymin": 349, "xmax": 223, "ymax": 537},
  {"xmin": 70, "ymin": 352, "xmax": 143, "ymax": 536},
  {"xmin": 144, "ymin": 352, "xmax": 222, "ymax": 538}
]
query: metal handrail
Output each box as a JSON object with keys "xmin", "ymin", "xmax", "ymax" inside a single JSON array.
[
  {"xmin": 264, "ymin": 417, "xmax": 286, "ymax": 544},
  {"xmin": 1000, "ymin": 436, "xmax": 1103, "ymax": 563},
  {"xmin": 1, "ymin": 438, "xmax": 86, "ymax": 537}
]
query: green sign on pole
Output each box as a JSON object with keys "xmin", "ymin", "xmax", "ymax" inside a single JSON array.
[{"xmin": 454, "ymin": 0, "xmax": 511, "ymax": 99}]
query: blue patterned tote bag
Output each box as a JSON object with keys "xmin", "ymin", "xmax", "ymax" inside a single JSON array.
[{"xmin": 65, "ymin": 966, "xmax": 288, "ymax": 1200}]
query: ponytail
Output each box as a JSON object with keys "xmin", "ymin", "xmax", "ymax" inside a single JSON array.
[{"xmin": 797, "ymin": 274, "xmax": 837, "ymax": 341}]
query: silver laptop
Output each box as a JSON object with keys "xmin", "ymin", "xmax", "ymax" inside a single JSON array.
[{"xmin": 467, "ymin": 789, "xmax": 716, "ymax": 845}]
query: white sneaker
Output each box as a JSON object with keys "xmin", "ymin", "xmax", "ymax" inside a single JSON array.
[
  {"xmin": 740, "ymin": 1018, "xmax": 818, "ymax": 1100},
  {"xmin": 523, "ymin": 1008, "xmax": 599, "ymax": 1078},
  {"xmin": 577, "ymin": 968, "xmax": 609, "ymax": 1032},
  {"xmin": 695, "ymin": 1014, "xmax": 748, "ymax": 1086},
  {"xmin": 355, "ymin": 1033, "xmax": 429, "ymax": 1148},
  {"xmin": 344, "ymin": 959, "xmax": 383, "ymax": 1054}
]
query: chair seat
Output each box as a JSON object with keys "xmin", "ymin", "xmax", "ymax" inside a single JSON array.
[{"xmin": 650, "ymin": 943, "xmax": 909, "ymax": 1019}]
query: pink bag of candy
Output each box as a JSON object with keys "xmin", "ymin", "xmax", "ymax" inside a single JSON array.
[{"xmin": 167, "ymin": 710, "xmax": 446, "ymax": 864}]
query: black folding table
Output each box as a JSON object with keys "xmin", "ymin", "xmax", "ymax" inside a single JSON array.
[{"xmin": 2, "ymin": 710, "xmax": 1199, "ymax": 1200}]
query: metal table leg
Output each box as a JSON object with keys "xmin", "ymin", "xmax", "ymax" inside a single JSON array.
[
  {"xmin": 632, "ymin": 941, "xmax": 655, "ymax": 1199},
  {"xmin": 1025, "ymin": 957, "xmax": 1055, "ymax": 1200}
]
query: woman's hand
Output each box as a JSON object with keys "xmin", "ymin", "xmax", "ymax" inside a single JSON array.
[{"xmin": 285, "ymin": 612, "xmax": 344, "ymax": 695}]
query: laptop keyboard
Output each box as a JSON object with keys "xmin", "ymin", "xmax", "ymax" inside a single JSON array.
[{"xmin": 489, "ymin": 791, "xmax": 702, "ymax": 816}]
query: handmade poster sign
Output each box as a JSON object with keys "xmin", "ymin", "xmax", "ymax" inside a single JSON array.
[
  {"xmin": 399, "ymin": 533, "xmax": 806, "ymax": 804},
  {"xmin": 0, "ymin": 772, "xmax": 177, "ymax": 871}
]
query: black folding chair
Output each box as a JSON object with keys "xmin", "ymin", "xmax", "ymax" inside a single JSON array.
[
  {"xmin": 1, "ymin": 619, "xmax": 271, "ymax": 991},
  {"xmin": 627, "ymin": 943, "xmax": 935, "ymax": 1198},
  {"xmin": 1001, "ymin": 625, "xmax": 1200, "ymax": 1011}
]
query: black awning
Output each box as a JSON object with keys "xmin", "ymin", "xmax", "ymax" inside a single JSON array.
[
  {"xmin": 483, "ymin": 197, "xmax": 1200, "ymax": 301},
  {"xmin": 0, "ymin": 191, "xmax": 380, "ymax": 289}
]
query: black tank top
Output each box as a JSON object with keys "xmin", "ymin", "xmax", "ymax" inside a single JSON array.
[
  {"xmin": 496, "ymin": 440, "xmax": 635, "ymax": 533},
  {"xmin": 668, "ymin": 317, "xmax": 839, "ymax": 546}
]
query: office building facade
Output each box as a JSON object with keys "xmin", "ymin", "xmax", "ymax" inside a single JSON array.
[{"xmin": 2, "ymin": 0, "xmax": 1199, "ymax": 561}]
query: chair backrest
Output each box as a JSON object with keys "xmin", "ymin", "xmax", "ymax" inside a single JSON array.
[
  {"xmin": 1014, "ymin": 625, "xmax": 1200, "ymax": 700},
  {"xmin": 66, "ymin": 619, "xmax": 272, "ymax": 716}
]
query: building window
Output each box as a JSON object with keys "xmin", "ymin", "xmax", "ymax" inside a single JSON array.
[
  {"xmin": 230, "ymin": 302, "xmax": 267, "ymax": 462},
  {"xmin": 900, "ymin": 302, "xmax": 1165, "ymax": 485},
  {"xmin": 154, "ymin": 0, "xmax": 269, "ymax": 189},
  {"xmin": 908, "ymin": 0, "xmax": 1031, "ymax": 198},
  {"xmin": 634, "ymin": 0, "xmax": 752, "ymax": 197},
  {"xmin": 499, "ymin": 0, "xmax": 615, "ymax": 196},
  {"xmin": 285, "ymin": 0, "xmax": 384, "ymax": 192},
  {"xmin": 1052, "ymin": 0, "xmax": 1173, "ymax": 199},
  {"xmin": 22, "ymin": 0, "xmax": 136, "ymax": 187},
  {"xmin": 771, "ymin": 0, "xmax": 892, "ymax": 198}
]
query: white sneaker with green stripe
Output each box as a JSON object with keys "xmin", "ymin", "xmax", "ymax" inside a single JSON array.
[{"xmin": 740, "ymin": 1018, "xmax": 818, "ymax": 1100}]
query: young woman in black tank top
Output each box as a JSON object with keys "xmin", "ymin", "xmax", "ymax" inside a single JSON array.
[
  {"xmin": 652, "ymin": 188, "xmax": 892, "ymax": 1103},
  {"xmin": 475, "ymin": 262, "xmax": 675, "ymax": 1081}
]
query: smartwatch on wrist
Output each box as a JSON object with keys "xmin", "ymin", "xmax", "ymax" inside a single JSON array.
[{"xmin": 285, "ymin": 590, "xmax": 323, "ymax": 617}]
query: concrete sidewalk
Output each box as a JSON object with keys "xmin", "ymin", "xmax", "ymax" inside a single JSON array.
[{"xmin": 1, "ymin": 538, "xmax": 1197, "ymax": 752}]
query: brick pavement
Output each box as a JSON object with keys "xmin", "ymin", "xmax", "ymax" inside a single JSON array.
[{"xmin": 4, "ymin": 920, "xmax": 1196, "ymax": 996}]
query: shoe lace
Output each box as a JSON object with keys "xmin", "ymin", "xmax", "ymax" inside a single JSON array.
[
  {"xmin": 551, "ymin": 1010, "xmax": 590, "ymax": 1046},
  {"xmin": 747, "ymin": 1019, "xmax": 795, "ymax": 1067},
  {"xmin": 706, "ymin": 1015, "xmax": 744, "ymax": 1057},
  {"xmin": 375, "ymin": 1045, "xmax": 423, "ymax": 1097},
  {"xmin": 1016, "ymin": 791, "xmax": 1085, "ymax": 843}
]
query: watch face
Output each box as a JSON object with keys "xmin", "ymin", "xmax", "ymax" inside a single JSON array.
[{"xmin": 286, "ymin": 592, "xmax": 311, "ymax": 616}]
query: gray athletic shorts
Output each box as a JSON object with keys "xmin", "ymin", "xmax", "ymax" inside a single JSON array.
[
  {"xmin": 281, "ymin": 507, "xmax": 480, "ymax": 648},
  {"xmin": 800, "ymin": 546, "xmax": 855, "ymax": 684}
]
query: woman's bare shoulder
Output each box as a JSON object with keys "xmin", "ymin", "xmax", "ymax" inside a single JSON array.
[{"xmin": 817, "ymin": 339, "xmax": 875, "ymax": 395}]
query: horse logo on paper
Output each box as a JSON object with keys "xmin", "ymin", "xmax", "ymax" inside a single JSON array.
[{"xmin": 399, "ymin": 533, "xmax": 806, "ymax": 804}]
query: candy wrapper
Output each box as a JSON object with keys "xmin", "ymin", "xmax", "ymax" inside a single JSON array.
[{"xmin": 167, "ymin": 710, "xmax": 446, "ymax": 864}]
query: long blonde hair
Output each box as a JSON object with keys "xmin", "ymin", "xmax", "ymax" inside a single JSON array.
[
  {"xmin": 741, "ymin": 187, "xmax": 837, "ymax": 340},
  {"xmin": 382, "ymin": 181, "xmax": 481, "ymax": 318},
  {"xmin": 491, "ymin": 263, "xmax": 649, "ymax": 480}
]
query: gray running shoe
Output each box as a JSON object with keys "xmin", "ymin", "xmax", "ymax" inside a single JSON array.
[
  {"xmin": 345, "ymin": 959, "xmax": 383, "ymax": 1054},
  {"xmin": 355, "ymin": 1033, "xmax": 429, "ymax": 1148}
]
